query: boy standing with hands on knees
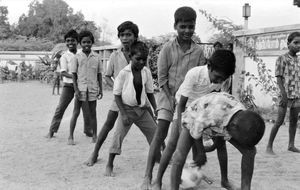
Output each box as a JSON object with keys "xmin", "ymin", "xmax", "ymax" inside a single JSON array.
[
  {"xmin": 69, "ymin": 30, "xmax": 103, "ymax": 145},
  {"xmin": 142, "ymin": 6, "xmax": 206, "ymax": 189}
]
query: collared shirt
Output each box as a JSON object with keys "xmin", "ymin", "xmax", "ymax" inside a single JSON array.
[
  {"xmin": 157, "ymin": 37, "xmax": 206, "ymax": 95},
  {"xmin": 113, "ymin": 64, "xmax": 154, "ymax": 107},
  {"xmin": 175, "ymin": 65, "xmax": 222, "ymax": 107},
  {"xmin": 71, "ymin": 51, "xmax": 103, "ymax": 93},
  {"xmin": 275, "ymin": 52, "xmax": 300, "ymax": 99},
  {"xmin": 182, "ymin": 92, "xmax": 246, "ymax": 140},
  {"xmin": 105, "ymin": 48, "xmax": 129, "ymax": 79},
  {"xmin": 60, "ymin": 50, "xmax": 75, "ymax": 83}
]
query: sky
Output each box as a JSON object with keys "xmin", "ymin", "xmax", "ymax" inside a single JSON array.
[{"xmin": 1, "ymin": 0, "xmax": 300, "ymax": 44}]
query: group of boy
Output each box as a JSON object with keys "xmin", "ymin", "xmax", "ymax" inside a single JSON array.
[{"xmin": 44, "ymin": 5, "xmax": 300, "ymax": 190}]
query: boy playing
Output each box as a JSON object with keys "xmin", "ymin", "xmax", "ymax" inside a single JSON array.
[
  {"xmin": 85, "ymin": 21, "xmax": 139, "ymax": 166},
  {"xmin": 152, "ymin": 49, "xmax": 236, "ymax": 190},
  {"xmin": 142, "ymin": 6, "xmax": 206, "ymax": 189},
  {"xmin": 266, "ymin": 31, "xmax": 300, "ymax": 154},
  {"xmin": 69, "ymin": 30, "xmax": 103, "ymax": 145},
  {"xmin": 170, "ymin": 92, "xmax": 265, "ymax": 190},
  {"xmin": 46, "ymin": 30, "xmax": 91, "ymax": 139},
  {"xmin": 104, "ymin": 41, "xmax": 157, "ymax": 177}
]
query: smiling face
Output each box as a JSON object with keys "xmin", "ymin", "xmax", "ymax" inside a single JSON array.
[
  {"xmin": 65, "ymin": 37, "xmax": 78, "ymax": 52},
  {"xmin": 174, "ymin": 20, "xmax": 195, "ymax": 42},
  {"xmin": 119, "ymin": 29, "xmax": 136, "ymax": 49},
  {"xmin": 288, "ymin": 36, "xmax": 300, "ymax": 54},
  {"xmin": 80, "ymin": 36, "xmax": 93, "ymax": 53},
  {"xmin": 131, "ymin": 52, "xmax": 147, "ymax": 71}
]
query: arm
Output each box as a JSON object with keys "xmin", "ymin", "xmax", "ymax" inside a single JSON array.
[
  {"xmin": 97, "ymin": 72, "xmax": 103, "ymax": 99},
  {"xmin": 277, "ymin": 76, "xmax": 287, "ymax": 107},
  {"xmin": 274, "ymin": 56, "xmax": 287, "ymax": 107},
  {"xmin": 72, "ymin": 73, "xmax": 79, "ymax": 99},
  {"xmin": 147, "ymin": 93, "xmax": 157, "ymax": 116},
  {"xmin": 105, "ymin": 75, "xmax": 114, "ymax": 87},
  {"xmin": 115, "ymin": 94, "xmax": 130, "ymax": 126},
  {"xmin": 61, "ymin": 71, "xmax": 73, "ymax": 78}
]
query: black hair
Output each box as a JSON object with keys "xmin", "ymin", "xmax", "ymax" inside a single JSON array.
[
  {"xmin": 117, "ymin": 21, "xmax": 139, "ymax": 39},
  {"xmin": 174, "ymin": 6, "xmax": 197, "ymax": 25},
  {"xmin": 287, "ymin": 32, "xmax": 300, "ymax": 44},
  {"xmin": 213, "ymin": 41, "xmax": 223, "ymax": 48},
  {"xmin": 130, "ymin": 41, "xmax": 149, "ymax": 58},
  {"xmin": 78, "ymin": 30, "xmax": 94, "ymax": 44},
  {"xmin": 208, "ymin": 49, "xmax": 236, "ymax": 77},
  {"xmin": 64, "ymin": 29, "xmax": 78, "ymax": 41}
]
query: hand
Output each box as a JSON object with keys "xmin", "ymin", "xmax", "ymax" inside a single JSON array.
[
  {"xmin": 74, "ymin": 90, "xmax": 80, "ymax": 99},
  {"xmin": 154, "ymin": 109, "xmax": 158, "ymax": 120},
  {"xmin": 121, "ymin": 113, "xmax": 131, "ymax": 126},
  {"xmin": 192, "ymin": 152, "xmax": 207, "ymax": 168},
  {"xmin": 97, "ymin": 91, "xmax": 103, "ymax": 100}
]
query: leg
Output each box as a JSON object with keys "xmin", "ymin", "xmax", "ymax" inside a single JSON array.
[
  {"xmin": 68, "ymin": 99, "xmax": 82, "ymax": 145},
  {"xmin": 170, "ymin": 128, "xmax": 194, "ymax": 190},
  {"xmin": 153, "ymin": 120, "xmax": 180, "ymax": 190},
  {"xmin": 88, "ymin": 101, "xmax": 97, "ymax": 143},
  {"xmin": 82, "ymin": 101, "xmax": 92, "ymax": 137},
  {"xmin": 142, "ymin": 119, "xmax": 171, "ymax": 189},
  {"xmin": 266, "ymin": 106, "xmax": 287, "ymax": 154},
  {"xmin": 85, "ymin": 110, "xmax": 118, "ymax": 166},
  {"xmin": 105, "ymin": 114, "xmax": 133, "ymax": 176},
  {"xmin": 47, "ymin": 85, "xmax": 74, "ymax": 138},
  {"xmin": 288, "ymin": 107, "xmax": 300, "ymax": 152},
  {"xmin": 230, "ymin": 139, "xmax": 257, "ymax": 190}
]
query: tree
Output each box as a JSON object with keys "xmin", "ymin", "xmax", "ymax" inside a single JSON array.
[
  {"xmin": 0, "ymin": 6, "xmax": 11, "ymax": 39},
  {"xmin": 16, "ymin": 0, "xmax": 101, "ymax": 43}
]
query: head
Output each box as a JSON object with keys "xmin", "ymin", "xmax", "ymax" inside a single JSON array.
[
  {"xmin": 174, "ymin": 6, "xmax": 197, "ymax": 42},
  {"xmin": 227, "ymin": 110, "xmax": 265, "ymax": 148},
  {"xmin": 287, "ymin": 32, "xmax": 300, "ymax": 54},
  {"xmin": 64, "ymin": 29, "xmax": 79, "ymax": 52},
  {"xmin": 130, "ymin": 41, "xmax": 149, "ymax": 71},
  {"xmin": 213, "ymin": 41, "xmax": 223, "ymax": 51},
  {"xmin": 207, "ymin": 49, "xmax": 236, "ymax": 84},
  {"xmin": 78, "ymin": 30, "xmax": 94, "ymax": 53},
  {"xmin": 117, "ymin": 21, "xmax": 139, "ymax": 49}
]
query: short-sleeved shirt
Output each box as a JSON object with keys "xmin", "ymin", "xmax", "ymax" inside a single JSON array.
[
  {"xmin": 275, "ymin": 52, "xmax": 300, "ymax": 99},
  {"xmin": 113, "ymin": 64, "xmax": 154, "ymax": 107},
  {"xmin": 182, "ymin": 92, "xmax": 246, "ymax": 140},
  {"xmin": 157, "ymin": 38, "xmax": 206, "ymax": 111},
  {"xmin": 60, "ymin": 50, "xmax": 75, "ymax": 83},
  {"xmin": 175, "ymin": 65, "xmax": 222, "ymax": 107},
  {"xmin": 71, "ymin": 51, "xmax": 103, "ymax": 93},
  {"xmin": 105, "ymin": 48, "xmax": 129, "ymax": 79}
]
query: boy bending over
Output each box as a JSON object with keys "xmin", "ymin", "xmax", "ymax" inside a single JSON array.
[{"xmin": 170, "ymin": 92, "xmax": 265, "ymax": 190}]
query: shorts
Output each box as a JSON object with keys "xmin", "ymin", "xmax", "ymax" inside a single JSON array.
[
  {"xmin": 279, "ymin": 97, "xmax": 300, "ymax": 108},
  {"xmin": 79, "ymin": 91, "xmax": 97, "ymax": 101},
  {"xmin": 157, "ymin": 108, "xmax": 174, "ymax": 122}
]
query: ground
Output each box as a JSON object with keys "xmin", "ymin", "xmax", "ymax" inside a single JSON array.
[{"xmin": 0, "ymin": 81, "xmax": 300, "ymax": 190}]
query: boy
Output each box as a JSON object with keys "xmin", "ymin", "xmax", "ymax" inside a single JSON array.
[
  {"xmin": 69, "ymin": 30, "xmax": 103, "ymax": 145},
  {"xmin": 46, "ymin": 30, "xmax": 91, "ymax": 139},
  {"xmin": 266, "ymin": 31, "xmax": 300, "ymax": 154},
  {"xmin": 152, "ymin": 49, "xmax": 236, "ymax": 190},
  {"xmin": 170, "ymin": 92, "xmax": 265, "ymax": 190},
  {"xmin": 52, "ymin": 54, "xmax": 61, "ymax": 95},
  {"xmin": 142, "ymin": 6, "xmax": 206, "ymax": 189},
  {"xmin": 85, "ymin": 21, "xmax": 139, "ymax": 166},
  {"xmin": 213, "ymin": 41, "xmax": 223, "ymax": 51},
  {"xmin": 104, "ymin": 41, "xmax": 157, "ymax": 177}
]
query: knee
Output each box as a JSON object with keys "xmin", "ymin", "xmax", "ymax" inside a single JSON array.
[
  {"xmin": 243, "ymin": 146, "xmax": 257, "ymax": 157},
  {"xmin": 172, "ymin": 151, "xmax": 185, "ymax": 166},
  {"xmin": 167, "ymin": 139, "xmax": 178, "ymax": 152}
]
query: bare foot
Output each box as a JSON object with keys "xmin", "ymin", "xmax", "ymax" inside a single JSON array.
[
  {"xmin": 140, "ymin": 177, "xmax": 152, "ymax": 190},
  {"xmin": 45, "ymin": 131, "xmax": 54, "ymax": 139},
  {"xmin": 288, "ymin": 146, "xmax": 300, "ymax": 153},
  {"xmin": 67, "ymin": 138, "xmax": 75, "ymax": 145},
  {"xmin": 151, "ymin": 180, "xmax": 162, "ymax": 190},
  {"xmin": 221, "ymin": 180, "xmax": 239, "ymax": 190},
  {"xmin": 104, "ymin": 165, "xmax": 115, "ymax": 177},
  {"xmin": 266, "ymin": 147, "xmax": 276, "ymax": 155},
  {"xmin": 84, "ymin": 153, "xmax": 98, "ymax": 167}
]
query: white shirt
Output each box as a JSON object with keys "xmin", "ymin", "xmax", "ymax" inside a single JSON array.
[
  {"xmin": 175, "ymin": 65, "xmax": 221, "ymax": 106},
  {"xmin": 113, "ymin": 64, "xmax": 154, "ymax": 107},
  {"xmin": 60, "ymin": 50, "xmax": 75, "ymax": 84}
]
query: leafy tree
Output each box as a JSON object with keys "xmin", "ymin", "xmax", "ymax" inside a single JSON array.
[
  {"xmin": 16, "ymin": 0, "xmax": 101, "ymax": 43},
  {"xmin": 0, "ymin": 6, "xmax": 11, "ymax": 39}
]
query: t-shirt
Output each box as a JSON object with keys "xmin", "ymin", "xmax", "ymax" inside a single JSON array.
[{"xmin": 182, "ymin": 92, "xmax": 246, "ymax": 140}]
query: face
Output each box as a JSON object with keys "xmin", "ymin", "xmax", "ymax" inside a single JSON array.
[
  {"xmin": 131, "ymin": 52, "xmax": 147, "ymax": 71},
  {"xmin": 65, "ymin": 37, "xmax": 78, "ymax": 51},
  {"xmin": 119, "ymin": 29, "xmax": 136, "ymax": 48},
  {"xmin": 80, "ymin": 36, "xmax": 93, "ymax": 53},
  {"xmin": 174, "ymin": 20, "xmax": 195, "ymax": 41},
  {"xmin": 214, "ymin": 44, "xmax": 222, "ymax": 51},
  {"xmin": 288, "ymin": 36, "xmax": 300, "ymax": 54},
  {"xmin": 208, "ymin": 68, "xmax": 228, "ymax": 84}
]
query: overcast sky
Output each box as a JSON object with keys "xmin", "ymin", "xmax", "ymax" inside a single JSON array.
[{"xmin": 2, "ymin": 0, "xmax": 300, "ymax": 44}]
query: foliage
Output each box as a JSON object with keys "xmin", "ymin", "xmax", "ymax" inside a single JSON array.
[
  {"xmin": 198, "ymin": 9, "xmax": 279, "ymax": 105},
  {"xmin": 0, "ymin": 38, "xmax": 55, "ymax": 51},
  {"xmin": 0, "ymin": 6, "xmax": 11, "ymax": 39}
]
